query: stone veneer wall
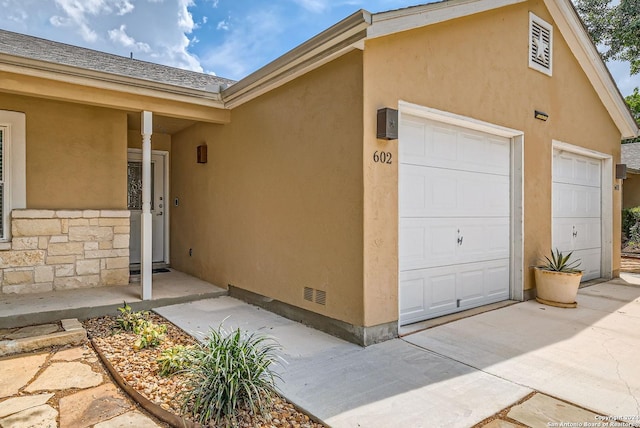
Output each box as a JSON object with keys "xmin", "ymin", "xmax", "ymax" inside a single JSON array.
[{"xmin": 0, "ymin": 210, "xmax": 130, "ymax": 294}]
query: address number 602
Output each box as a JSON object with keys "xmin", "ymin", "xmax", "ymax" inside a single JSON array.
[{"xmin": 373, "ymin": 151, "xmax": 393, "ymax": 165}]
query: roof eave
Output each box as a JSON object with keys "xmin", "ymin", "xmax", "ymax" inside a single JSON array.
[
  {"xmin": 222, "ymin": 9, "xmax": 372, "ymax": 108},
  {"xmin": 368, "ymin": 0, "xmax": 527, "ymax": 39},
  {"xmin": 0, "ymin": 53, "xmax": 225, "ymax": 109}
]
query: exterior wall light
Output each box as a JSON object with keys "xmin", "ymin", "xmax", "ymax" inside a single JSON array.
[
  {"xmin": 616, "ymin": 163, "xmax": 627, "ymax": 180},
  {"xmin": 534, "ymin": 110, "xmax": 549, "ymax": 121},
  {"xmin": 197, "ymin": 144, "xmax": 207, "ymax": 163},
  {"xmin": 377, "ymin": 108, "xmax": 399, "ymax": 140}
]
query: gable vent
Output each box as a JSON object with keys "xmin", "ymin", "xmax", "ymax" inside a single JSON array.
[{"xmin": 529, "ymin": 13, "xmax": 553, "ymax": 76}]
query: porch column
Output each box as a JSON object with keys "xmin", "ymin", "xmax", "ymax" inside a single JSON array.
[{"xmin": 141, "ymin": 111, "xmax": 153, "ymax": 300}]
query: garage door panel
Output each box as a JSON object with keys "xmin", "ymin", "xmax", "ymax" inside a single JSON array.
[
  {"xmin": 485, "ymin": 263, "xmax": 512, "ymax": 299},
  {"xmin": 400, "ymin": 115, "xmax": 510, "ymax": 176},
  {"xmin": 553, "ymin": 218, "xmax": 601, "ymax": 250},
  {"xmin": 570, "ymin": 249, "xmax": 601, "ymax": 281},
  {"xmin": 458, "ymin": 260, "xmax": 510, "ymax": 307},
  {"xmin": 399, "ymin": 260, "xmax": 510, "ymax": 324},
  {"xmin": 552, "ymin": 183, "xmax": 601, "ymax": 218},
  {"xmin": 399, "ymin": 269, "xmax": 457, "ymax": 324},
  {"xmin": 399, "ymin": 218, "xmax": 509, "ymax": 270},
  {"xmin": 553, "ymin": 151, "xmax": 601, "ymax": 187},
  {"xmin": 398, "ymin": 276, "xmax": 427, "ymax": 319},
  {"xmin": 399, "ymin": 115, "xmax": 512, "ymax": 325},
  {"xmin": 400, "ymin": 165, "xmax": 510, "ymax": 218},
  {"xmin": 552, "ymin": 150, "xmax": 602, "ymax": 282}
]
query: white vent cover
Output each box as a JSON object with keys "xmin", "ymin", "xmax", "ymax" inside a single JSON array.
[{"xmin": 529, "ymin": 12, "xmax": 553, "ymax": 76}]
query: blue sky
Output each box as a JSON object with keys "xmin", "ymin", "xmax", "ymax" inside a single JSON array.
[{"xmin": 0, "ymin": 0, "xmax": 638, "ymax": 95}]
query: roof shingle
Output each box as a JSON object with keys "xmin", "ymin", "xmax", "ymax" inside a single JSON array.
[{"xmin": 0, "ymin": 29, "xmax": 235, "ymax": 92}]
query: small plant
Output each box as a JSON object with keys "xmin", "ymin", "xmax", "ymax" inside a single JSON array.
[
  {"xmin": 157, "ymin": 344, "xmax": 194, "ymax": 376},
  {"xmin": 133, "ymin": 320, "xmax": 167, "ymax": 350},
  {"xmin": 181, "ymin": 325, "xmax": 283, "ymax": 425},
  {"xmin": 539, "ymin": 248, "xmax": 582, "ymax": 273},
  {"xmin": 115, "ymin": 302, "xmax": 149, "ymax": 332}
]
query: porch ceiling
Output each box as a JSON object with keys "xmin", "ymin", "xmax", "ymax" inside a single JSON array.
[{"xmin": 127, "ymin": 112, "xmax": 196, "ymax": 135}]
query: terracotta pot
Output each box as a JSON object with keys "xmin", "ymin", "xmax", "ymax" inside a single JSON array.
[{"xmin": 534, "ymin": 267, "xmax": 582, "ymax": 308}]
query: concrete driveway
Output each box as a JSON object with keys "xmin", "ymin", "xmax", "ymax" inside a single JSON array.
[{"xmin": 156, "ymin": 279, "xmax": 640, "ymax": 427}]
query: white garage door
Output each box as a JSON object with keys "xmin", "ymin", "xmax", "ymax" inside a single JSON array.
[
  {"xmin": 399, "ymin": 114, "xmax": 511, "ymax": 325},
  {"xmin": 552, "ymin": 150, "xmax": 601, "ymax": 281}
]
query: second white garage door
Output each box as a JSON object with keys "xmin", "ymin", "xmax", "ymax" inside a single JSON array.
[
  {"xmin": 399, "ymin": 114, "xmax": 511, "ymax": 325},
  {"xmin": 552, "ymin": 149, "xmax": 602, "ymax": 281}
]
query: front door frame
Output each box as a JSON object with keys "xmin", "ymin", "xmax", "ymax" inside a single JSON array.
[{"xmin": 128, "ymin": 148, "xmax": 170, "ymax": 265}]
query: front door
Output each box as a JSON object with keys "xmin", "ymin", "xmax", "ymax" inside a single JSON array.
[{"xmin": 128, "ymin": 150, "xmax": 167, "ymax": 264}]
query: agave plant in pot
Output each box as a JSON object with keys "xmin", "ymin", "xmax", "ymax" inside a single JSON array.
[{"xmin": 534, "ymin": 249, "xmax": 583, "ymax": 308}]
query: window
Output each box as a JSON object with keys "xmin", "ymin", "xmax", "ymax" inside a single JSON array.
[
  {"xmin": 529, "ymin": 12, "xmax": 553, "ymax": 76},
  {"xmin": 0, "ymin": 111, "xmax": 26, "ymax": 242}
]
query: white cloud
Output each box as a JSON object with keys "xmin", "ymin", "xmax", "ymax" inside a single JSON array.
[
  {"xmin": 177, "ymin": 0, "xmax": 196, "ymax": 32},
  {"xmin": 291, "ymin": 0, "xmax": 329, "ymax": 13},
  {"xmin": 216, "ymin": 19, "xmax": 229, "ymax": 31},
  {"xmin": 200, "ymin": 9, "xmax": 285, "ymax": 79},
  {"xmin": 50, "ymin": 0, "xmax": 135, "ymax": 42},
  {"xmin": 607, "ymin": 60, "xmax": 640, "ymax": 97},
  {"xmin": 108, "ymin": 25, "xmax": 151, "ymax": 52}
]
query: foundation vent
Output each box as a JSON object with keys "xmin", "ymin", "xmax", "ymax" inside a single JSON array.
[
  {"xmin": 315, "ymin": 290, "xmax": 327, "ymax": 306},
  {"xmin": 303, "ymin": 287, "xmax": 314, "ymax": 302},
  {"xmin": 303, "ymin": 287, "xmax": 327, "ymax": 306}
]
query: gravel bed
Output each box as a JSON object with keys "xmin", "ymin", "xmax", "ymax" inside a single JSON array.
[{"xmin": 84, "ymin": 314, "xmax": 324, "ymax": 428}]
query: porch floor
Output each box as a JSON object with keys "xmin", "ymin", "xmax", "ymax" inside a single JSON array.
[{"xmin": 0, "ymin": 269, "xmax": 227, "ymax": 329}]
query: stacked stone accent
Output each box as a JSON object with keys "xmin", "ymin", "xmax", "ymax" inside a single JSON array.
[{"xmin": 0, "ymin": 210, "xmax": 130, "ymax": 294}]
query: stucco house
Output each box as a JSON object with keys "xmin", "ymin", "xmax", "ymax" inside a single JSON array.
[
  {"xmin": 621, "ymin": 143, "xmax": 640, "ymax": 210},
  {"xmin": 0, "ymin": 0, "xmax": 637, "ymax": 345}
]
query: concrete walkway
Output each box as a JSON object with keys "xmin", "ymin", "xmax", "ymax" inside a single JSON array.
[
  {"xmin": 0, "ymin": 344, "xmax": 163, "ymax": 427},
  {"xmin": 0, "ymin": 269, "xmax": 226, "ymax": 329},
  {"xmin": 156, "ymin": 279, "xmax": 640, "ymax": 427}
]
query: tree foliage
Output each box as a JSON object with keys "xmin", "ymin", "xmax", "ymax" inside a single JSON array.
[
  {"xmin": 573, "ymin": 0, "xmax": 640, "ymax": 75},
  {"xmin": 625, "ymin": 88, "xmax": 640, "ymax": 142}
]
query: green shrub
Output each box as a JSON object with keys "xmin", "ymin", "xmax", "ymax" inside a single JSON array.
[
  {"xmin": 181, "ymin": 326, "xmax": 282, "ymax": 425},
  {"xmin": 623, "ymin": 207, "xmax": 640, "ymax": 243},
  {"xmin": 115, "ymin": 302, "xmax": 149, "ymax": 332},
  {"xmin": 133, "ymin": 320, "xmax": 167, "ymax": 350},
  {"xmin": 538, "ymin": 248, "xmax": 581, "ymax": 272},
  {"xmin": 157, "ymin": 345, "xmax": 194, "ymax": 376}
]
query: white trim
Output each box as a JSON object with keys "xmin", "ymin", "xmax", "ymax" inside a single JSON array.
[
  {"xmin": 398, "ymin": 101, "xmax": 523, "ymax": 138},
  {"xmin": 0, "ymin": 54, "xmax": 224, "ymax": 108},
  {"xmin": 543, "ymin": 0, "xmax": 637, "ymax": 139},
  {"xmin": 397, "ymin": 101, "xmax": 526, "ymax": 323},
  {"xmin": 369, "ymin": 0, "xmax": 526, "ymax": 39},
  {"xmin": 0, "ymin": 110, "xmax": 26, "ymax": 242},
  {"xmin": 128, "ymin": 148, "xmax": 170, "ymax": 265},
  {"xmin": 529, "ymin": 12, "xmax": 553, "ymax": 76},
  {"xmin": 551, "ymin": 140, "xmax": 613, "ymax": 280}
]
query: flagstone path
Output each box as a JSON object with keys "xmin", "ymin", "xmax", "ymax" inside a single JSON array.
[{"xmin": 0, "ymin": 344, "xmax": 164, "ymax": 428}]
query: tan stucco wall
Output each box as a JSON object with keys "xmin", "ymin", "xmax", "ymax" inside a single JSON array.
[
  {"xmin": 362, "ymin": 0, "xmax": 622, "ymax": 326},
  {"xmin": 127, "ymin": 130, "xmax": 171, "ymax": 152},
  {"xmin": 170, "ymin": 52, "xmax": 365, "ymax": 325},
  {"xmin": 623, "ymin": 174, "xmax": 640, "ymax": 209},
  {"xmin": 0, "ymin": 93, "xmax": 128, "ymax": 209}
]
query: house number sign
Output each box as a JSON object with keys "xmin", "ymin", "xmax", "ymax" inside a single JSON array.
[{"xmin": 373, "ymin": 151, "xmax": 393, "ymax": 165}]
